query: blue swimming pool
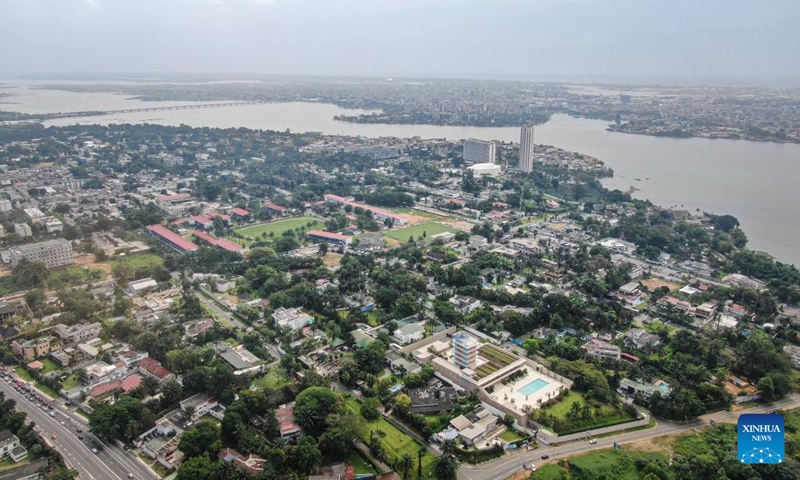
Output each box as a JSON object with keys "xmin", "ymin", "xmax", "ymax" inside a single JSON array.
[{"xmin": 517, "ymin": 378, "xmax": 549, "ymax": 396}]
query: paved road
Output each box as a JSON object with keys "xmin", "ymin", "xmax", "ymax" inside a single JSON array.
[
  {"xmin": 459, "ymin": 394, "xmax": 800, "ymax": 480},
  {"xmin": 0, "ymin": 379, "xmax": 157, "ymax": 480}
]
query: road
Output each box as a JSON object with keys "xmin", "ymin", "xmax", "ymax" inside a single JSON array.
[
  {"xmin": 0, "ymin": 379, "xmax": 157, "ymax": 480},
  {"xmin": 459, "ymin": 394, "xmax": 800, "ymax": 480}
]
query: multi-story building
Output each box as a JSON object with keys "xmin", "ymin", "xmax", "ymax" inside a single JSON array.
[
  {"xmin": 53, "ymin": 322, "xmax": 102, "ymax": 344},
  {"xmin": 156, "ymin": 193, "xmax": 195, "ymax": 216},
  {"xmin": 13, "ymin": 223, "xmax": 32, "ymax": 237},
  {"xmin": 0, "ymin": 199, "xmax": 11, "ymax": 213},
  {"xmin": 23, "ymin": 207, "xmax": 45, "ymax": 224},
  {"xmin": 581, "ymin": 338, "xmax": 621, "ymax": 361},
  {"xmin": 519, "ymin": 126, "xmax": 535, "ymax": 173},
  {"xmin": 272, "ymin": 307, "xmax": 314, "ymax": 331},
  {"xmin": 453, "ymin": 331, "xmax": 479, "ymax": 369},
  {"xmin": 0, "ymin": 430, "xmax": 27, "ymax": 463},
  {"xmin": 11, "ymin": 337, "xmax": 52, "ymax": 360},
  {"xmin": 147, "ymin": 224, "xmax": 198, "ymax": 253},
  {"xmin": 8, "ymin": 239, "xmax": 73, "ymax": 269},
  {"xmin": 463, "ymin": 139, "xmax": 496, "ymax": 164},
  {"xmin": 44, "ymin": 217, "xmax": 63, "ymax": 233}
]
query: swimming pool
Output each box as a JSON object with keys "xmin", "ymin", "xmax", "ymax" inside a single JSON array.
[{"xmin": 517, "ymin": 378, "xmax": 549, "ymax": 396}]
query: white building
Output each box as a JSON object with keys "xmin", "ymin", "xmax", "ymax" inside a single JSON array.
[
  {"xmin": 581, "ymin": 338, "xmax": 621, "ymax": 361},
  {"xmin": 23, "ymin": 207, "xmax": 46, "ymax": 223},
  {"xmin": 392, "ymin": 323, "xmax": 424, "ymax": 345},
  {"xmin": 519, "ymin": 126, "xmax": 535, "ymax": 173},
  {"xmin": 272, "ymin": 307, "xmax": 314, "ymax": 331},
  {"xmin": 452, "ymin": 331, "xmax": 480, "ymax": 369},
  {"xmin": 54, "ymin": 322, "xmax": 102, "ymax": 344},
  {"xmin": 44, "ymin": 217, "xmax": 63, "ymax": 233},
  {"xmin": 9, "ymin": 238, "xmax": 73, "ymax": 269},
  {"xmin": 13, "ymin": 223, "xmax": 32, "ymax": 237},
  {"xmin": 463, "ymin": 139, "xmax": 496, "ymax": 164},
  {"xmin": 467, "ymin": 162, "xmax": 502, "ymax": 177},
  {"xmin": 0, "ymin": 199, "xmax": 12, "ymax": 213}
]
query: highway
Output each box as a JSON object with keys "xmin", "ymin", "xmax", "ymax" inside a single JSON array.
[
  {"xmin": 0, "ymin": 378, "xmax": 157, "ymax": 480},
  {"xmin": 459, "ymin": 394, "xmax": 800, "ymax": 480}
]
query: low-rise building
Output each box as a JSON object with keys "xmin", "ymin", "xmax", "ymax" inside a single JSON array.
[
  {"xmin": 784, "ymin": 344, "xmax": 800, "ymax": 370},
  {"xmin": 127, "ymin": 278, "xmax": 159, "ymax": 296},
  {"xmin": 444, "ymin": 406, "xmax": 498, "ymax": 445},
  {"xmin": 13, "ymin": 223, "xmax": 32, "ymax": 237},
  {"xmin": 0, "ymin": 430, "xmax": 27, "ymax": 463},
  {"xmin": 276, "ymin": 403, "xmax": 302, "ymax": 440},
  {"xmin": 272, "ymin": 307, "xmax": 314, "ymax": 331},
  {"xmin": 580, "ymin": 338, "xmax": 621, "ymax": 361},
  {"xmin": 53, "ymin": 322, "xmax": 102, "ymax": 344},
  {"xmin": 449, "ymin": 295, "xmax": 482, "ymax": 314},
  {"xmin": 625, "ymin": 328, "xmax": 661, "ymax": 350},
  {"xmin": 408, "ymin": 387, "xmax": 457, "ymax": 414},
  {"xmin": 392, "ymin": 323, "xmax": 424, "ymax": 345},
  {"xmin": 138, "ymin": 357, "xmax": 175, "ymax": 383}
]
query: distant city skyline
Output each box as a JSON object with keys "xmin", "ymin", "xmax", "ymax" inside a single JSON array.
[{"xmin": 2, "ymin": 0, "xmax": 799, "ymax": 87}]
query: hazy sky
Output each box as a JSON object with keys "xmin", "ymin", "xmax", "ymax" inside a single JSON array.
[{"xmin": 2, "ymin": 0, "xmax": 798, "ymax": 86}]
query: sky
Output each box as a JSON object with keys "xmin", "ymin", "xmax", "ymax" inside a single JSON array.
[{"xmin": 1, "ymin": 0, "xmax": 799, "ymax": 86}]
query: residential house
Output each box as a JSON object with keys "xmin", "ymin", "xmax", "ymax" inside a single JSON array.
[
  {"xmin": 137, "ymin": 358, "xmax": 175, "ymax": 383},
  {"xmin": 392, "ymin": 323, "xmax": 424, "ymax": 345},
  {"xmin": 272, "ymin": 307, "xmax": 314, "ymax": 331},
  {"xmin": 385, "ymin": 351, "xmax": 422, "ymax": 375},
  {"xmin": 276, "ymin": 404, "xmax": 302, "ymax": 440},
  {"xmin": 580, "ymin": 338, "xmax": 621, "ymax": 361},
  {"xmin": 626, "ymin": 328, "xmax": 661, "ymax": 350},
  {"xmin": 218, "ymin": 448, "xmax": 267, "ymax": 476},
  {"xmin": 449, "ymin": 295, "xmax": 482, "ymax": 314},
  {"xmin": 0, "ymin": 430, "xmax": 27, "ymax": 463},
  {"xmin": 446, "ymin": 407, "xmax": 498, "ymax": 445}
]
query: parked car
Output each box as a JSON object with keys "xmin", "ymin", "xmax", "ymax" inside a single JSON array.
[{"xmin": 541, "ymin": 454, "xmax": 550, "ymax": 459}]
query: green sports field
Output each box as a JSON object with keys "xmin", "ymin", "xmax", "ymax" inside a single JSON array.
[
  {"xmin": 236, "ymin": 217, "xmax": 322, "ymax": 239},
  {"xmin": 385, "ymin": 222, "xmax": 458, "ymax": 242}
]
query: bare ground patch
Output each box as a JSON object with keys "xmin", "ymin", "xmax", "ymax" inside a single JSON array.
[{"xmin": 641, "ymin": 278, "xmax": 681, "ymax": 292}]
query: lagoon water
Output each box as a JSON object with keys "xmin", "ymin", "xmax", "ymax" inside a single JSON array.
[{"xmin": 4, "ymin": 82, "xmax": 800, "ymax": 266}]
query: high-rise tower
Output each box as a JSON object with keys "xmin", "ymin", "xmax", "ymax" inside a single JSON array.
[{"xmin": 519, "ymin": 126, "xmax": 535, "ymax": 173}]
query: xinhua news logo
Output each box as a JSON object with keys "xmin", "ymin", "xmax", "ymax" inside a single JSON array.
[{"xmin": 738, "ymin": 413, "xmax": 784, "ymax": 464}]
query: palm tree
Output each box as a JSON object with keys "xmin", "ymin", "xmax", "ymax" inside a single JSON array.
[
  {"xmin": 399, "ymin": 453, "xmax": 413, "ymax": 479},
  {"xmin": 417, "ymin": 445, "xmax": 426, "ymax": 478}
]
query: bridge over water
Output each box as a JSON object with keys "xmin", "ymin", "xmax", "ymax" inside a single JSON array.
[{"xmin": 47, "ymin": 101, "xmax": 269, "ymax": 118}]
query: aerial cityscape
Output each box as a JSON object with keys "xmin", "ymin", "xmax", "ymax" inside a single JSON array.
[{"xmin": 1, "ymin": 1, "xmax": 800, "ymax": 480}]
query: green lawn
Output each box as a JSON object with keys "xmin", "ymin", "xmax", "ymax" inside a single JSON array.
[
  {"xmin": 535, "ymin": 449, "xmax": 668, "ymax": 480},
  {"xmin": 14, "ymin": 367, "xmax": 33, "ymax": 382},
  {"xmin": 37, "ymin": 357, "xmax": 60, "ymax": 375},
  {"xmin": 110, "ymin": 253, "xmax": 164, "ymax": 270},
  {"xmin": 539, "ymin": 390, "xmax": 637, "ymax": 435},
  {"xmin": 34, "ymin": 381, "xmax": 58, "ymax": 399},
  {"xmin": 343, "ymin": 450, "xmax": 379, "ymax": 475},
  {"xmin": 236, "ymin": 217, "xmax": 322, "ymax": 239},
  {"xmin": 499, "ymin": 429, "xmax": 523, "ymax": 442},
  {"xmin": 385, "ymin": 222, "xmax": 458, "ymax": 243},
  {"xmin": 62, "ymin": 373, "xmax": 82, "ymax": 390},
  {"xmin": 343, "ymin": 396, "xmax": 436, "ymax": 474}
]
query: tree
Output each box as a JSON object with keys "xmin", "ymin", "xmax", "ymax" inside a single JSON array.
[
  {"xmin": 298, "ymin": 436, "xmax": 322, "ymax": 473},
  {"xmin": 399, "ymin": 453, "xmax": 414, "ymax": 480},
  {"xmin": 735, "ymin": 332, "xmax": 790, "ymax": 381},
  {"xmin": 12, "ymin": 259, "xmax": 49, "ymax": 289},
  {"xmin": 294, "ymin": 387, "xmax": 338, "ymax": 435},
  {"xmin": 758, "ymin": 376, "xmax": 775, "ymax": 402},
  {"xmin": 178, "ymin": 420, "xmax": 221, "ymax": 459},
  {"xmin": 176, "ymin": 456, "xmax": 220, "ymax": 480},
  {"xmin": 355, "ymin": 340, "xmax": 387, "ymax": 374},
  {"xmin": 433, "ymin": 453, "xmax": 460, "ymax": 480}
]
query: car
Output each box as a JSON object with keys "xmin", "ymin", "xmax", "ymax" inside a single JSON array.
[
  {"xmin": 78, "ymin": 435, "xmax": 84, "ymax": 440},
  {"xmin": 91, "ymin": 448, "xmax": 98, "ymax": 454},
  {"xmin": 128, "ymin": 474, "xmax": 135, "ymax": 479},
  {"xmin": 541, "ymin": 454, "xmax": 550, "ymax": 459},
  {"xmin": 51, "ymin": 433, "xmax": 57, "ymax": 440},
  {"xmin": 61, "ymin": 421, "xmax": 65, "ymax": 426},
  {"xmin": 588, "ymin": 439, "xmax": 597, "ymax": 445},
  {"xmin": 49, "ymin": 411, "xmax": 56, "ymax": 417},
  {"xmin": 124, "ymin": 445, "xmax": 129, "ymax": 451},
  {"xmin": 76, "ymin": 428, "xmax": 83, "ymax": 433}
]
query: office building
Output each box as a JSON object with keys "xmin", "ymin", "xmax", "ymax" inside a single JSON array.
[
  {"xmin": 272, "ymin": 307, "xmax": 314, "ymax": 331},
  {"xmin": 9, "ymin": 238, "xmax": 73, "ymax": 269},
  {"xmin": 453, "ymin": 331, "xmax": 479, "ymax": 369},
  {"xmin": 54, "ymin": 322, "xmax": 103, "ymax": 344},
  {"xmin": 463, "ymin": 139, "xmax": 496, "ymax": 164},
  {"xmin": 519, "ymin": 126, "xmax": 535, "ymax": 173}
]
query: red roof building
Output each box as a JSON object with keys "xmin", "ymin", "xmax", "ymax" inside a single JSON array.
[
  {"xmin": 264, "ymin": 202, "xmax": 287, "ymax": 213},
  {"xmin": 229, "ymin": 207, "xmax": 250, "ymax": 218},
  {"xmin": 306, "ymin": 229, "xmax": 353, "ymax": 246},
  {"xmin": 147, "ymin": 224, "xmax": 198, "ymax": 253},
  {"xmin": 137, "ymin": 357, "xmax": 175, "ymax": 383},
  {"xmin": 323, "ymin": 194, "xmax": 407, "ymax": 225},
  {"xmin": 192, "ymin": 230, "xmax": 245, "ymax": 254}
]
